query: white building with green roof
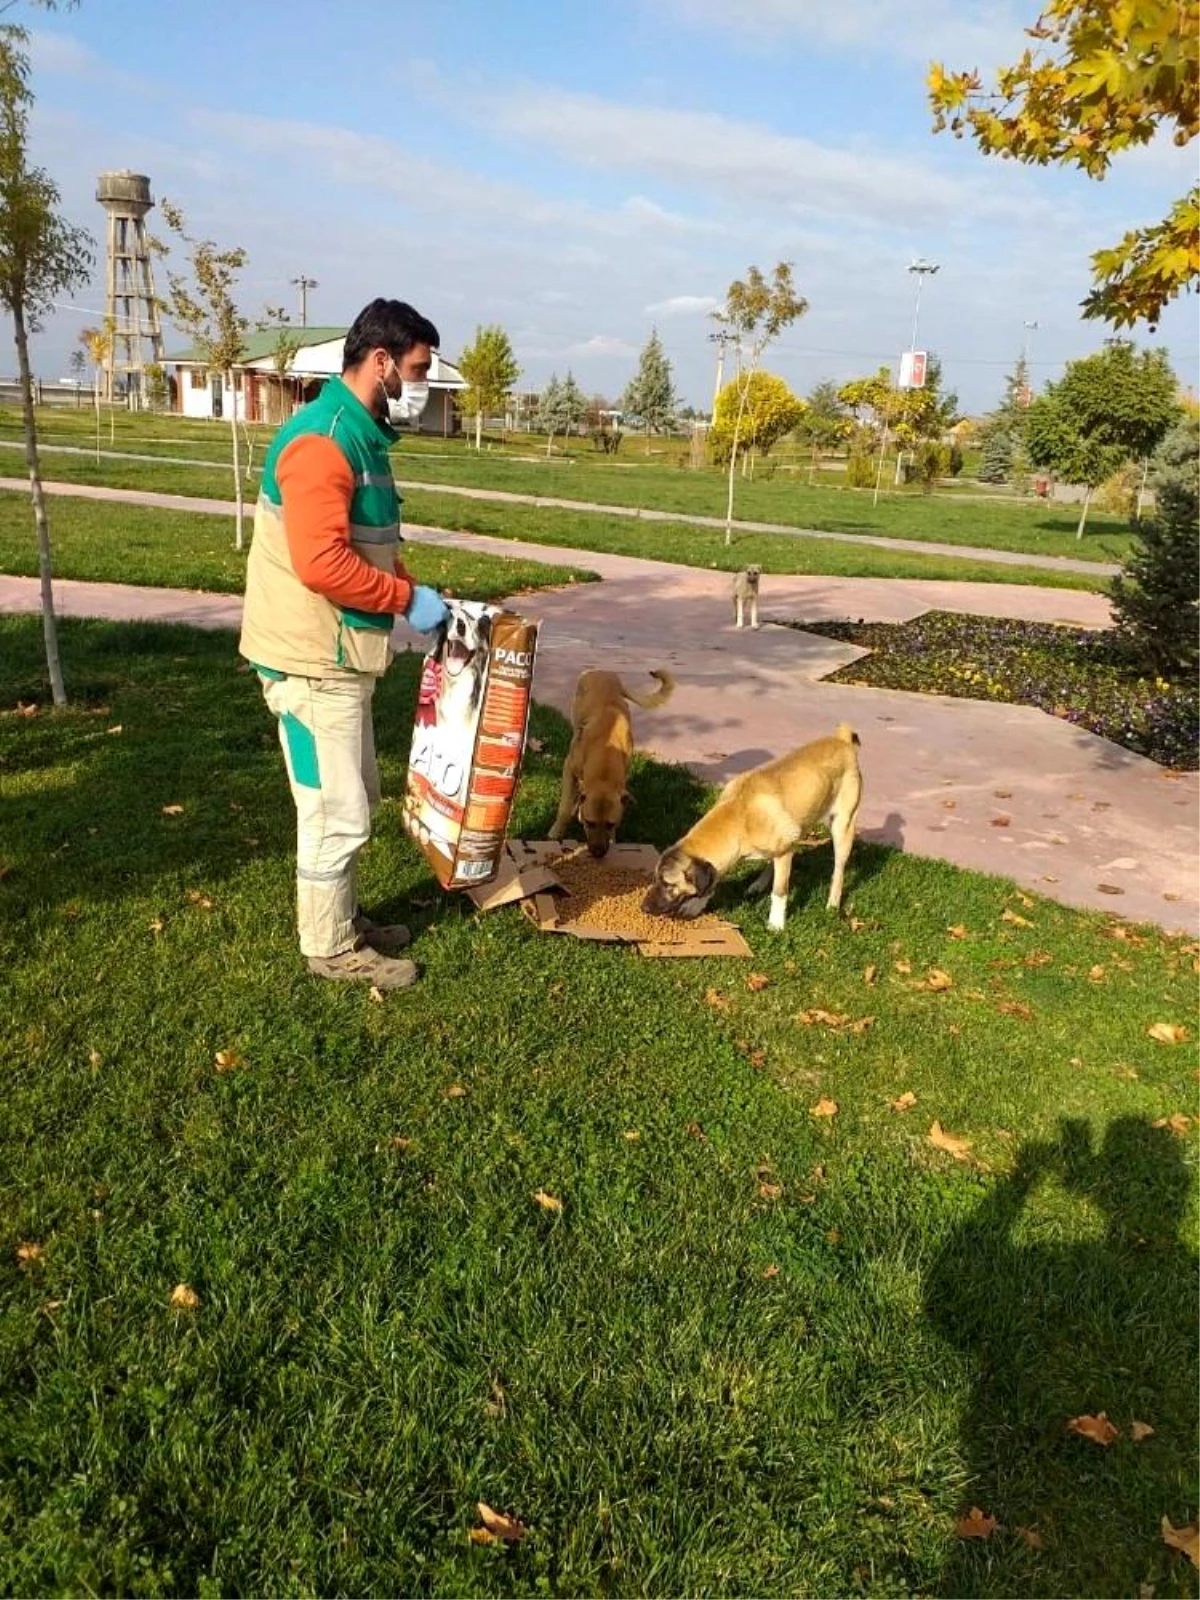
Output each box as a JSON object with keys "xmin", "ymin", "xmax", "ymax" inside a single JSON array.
[{"xmin": 166, "ymin": 326, "xmax": 466, "ymax": 434}]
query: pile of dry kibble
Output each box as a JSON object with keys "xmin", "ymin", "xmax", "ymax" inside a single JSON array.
[{"xmin": 549, "ymin": 852, "xmax": 722, "ymax": 941}]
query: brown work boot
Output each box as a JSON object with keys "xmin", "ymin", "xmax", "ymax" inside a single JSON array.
[
  {"xmin": 353, "ymin": 910, "xmax": 412, "ymax": 955},
  {"xmin": 307, "ymin": 942, "xmax": 418, "ymax": 990}
]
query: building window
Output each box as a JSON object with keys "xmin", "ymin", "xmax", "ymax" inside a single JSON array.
[{"xmin": 189, "ymin": 367, "xmax": 208, "ymax": 390}]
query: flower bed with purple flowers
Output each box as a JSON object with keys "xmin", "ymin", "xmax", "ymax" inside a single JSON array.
[{"xmin": 790, "ymin": 611, "xmax": 1198, "ymax": 770}]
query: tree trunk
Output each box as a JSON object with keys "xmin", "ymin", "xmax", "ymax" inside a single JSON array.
[
  {"xmin": 13, "ymin": 300, "xmax": 67, "ymax": 707},
  {"xmin": 645, "ymin": 423, "xmax": 652, "ymax": 457},
  {"xmin": 871, "ymin": 425, "xmax": 889, "ymax": 508},
  {"xmin": 808, "ymin": 445, "xmax": 817, "ymax": 486},
  {"xmin": 229, "ymin": 373, "xmax": 245, "ymax": 551},
  {"xmin": 1075, "ymin": 485, "xmax": 1092, "ymax": 541},
  {"xmin": 476, "ymin": 410, "xmax": 483, "ymax": 451},
  {"xmin": 724, "ymin": 373, "xmax": 753, "ymax": 546},
  {"xmin": 545, "ymin": 429, "xmax": 554, "ymax": 459},
  {"xmin": 93, "ymin": 370, "xmax": 101, "ymax": 463}
]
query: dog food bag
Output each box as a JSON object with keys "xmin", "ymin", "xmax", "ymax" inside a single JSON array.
[{"xmin": 402, "ymin": 600, "xmax": 539, "ymax": 890}]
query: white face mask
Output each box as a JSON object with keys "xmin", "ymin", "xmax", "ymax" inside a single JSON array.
[{"xmin": 381, "ymin": 364, "xmax": 430, "ymax": 428}]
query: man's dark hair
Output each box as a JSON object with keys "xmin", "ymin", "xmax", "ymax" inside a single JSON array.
[{"xmin": 343, "ymin": 299, "xmax": 440, "ymax": 370}]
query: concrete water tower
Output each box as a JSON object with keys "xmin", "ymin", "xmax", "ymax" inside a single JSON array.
[{"xmin": 96, "ymin": 170, "xmax": 165, "ymax": 404}]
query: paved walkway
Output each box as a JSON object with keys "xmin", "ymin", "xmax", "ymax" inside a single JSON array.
[
  {"xmin": 0, "ymin": 462, "xmax": 1118, "ymax": 577},
  {"xmin": 1, "ymin": 517, "xmax": 1193, "ymax": 934}
]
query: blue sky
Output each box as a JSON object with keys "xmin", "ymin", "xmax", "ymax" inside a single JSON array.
[{"xmin": 7, "ymin": 0, "xmax": 1197, "ymax": 412}]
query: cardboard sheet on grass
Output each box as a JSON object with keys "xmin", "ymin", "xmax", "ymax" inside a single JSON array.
[{"xmin": 468, "ymin": 839, "xmax": 753, "ymax": 959}]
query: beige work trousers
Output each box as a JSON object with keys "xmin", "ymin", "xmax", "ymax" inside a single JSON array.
[{"xmin": 259, "ymin": 673, "xmax": 380, "ymax": 958}]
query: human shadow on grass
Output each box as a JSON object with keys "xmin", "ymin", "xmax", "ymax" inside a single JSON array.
[{"xmin": 927, "ymin": 1117, "xmax": 1199, "ymax": 1599}]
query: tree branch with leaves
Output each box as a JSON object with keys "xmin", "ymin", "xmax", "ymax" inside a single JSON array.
[
  {"xmin": 0, "ymin": 11, "xmax": 94, "ymax": 705},
  {"xmin": 156, "ymin": 201, "xmax": 250, "ymax": 548},
  {"xmin": 713, "ymin": 263, "xmax": 808, "ymax": 544},
  {"xmin": 929, "ymin": 0, "xmax": 1198, "ymax": 328}
]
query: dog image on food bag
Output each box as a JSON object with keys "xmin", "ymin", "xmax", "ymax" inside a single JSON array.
[
  {"xmin": 643, "ymin": 723, "xmax": 862, "ymax": 931},
  {"xmin": 731, "ymin": 565, "xmax": 762, "ymax": 630},
  {"xmin": 549, "ymin": 667, "xmax": 675, "ymax": 858},
  {"xmin": 405, "ymin": 599, "xmax": 538, "ymax": 888}
]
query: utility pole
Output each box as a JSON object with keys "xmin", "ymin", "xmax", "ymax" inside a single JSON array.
[
  {"xmin": 708, "ymin": 324, "xmax": 729, "ymax": 416},
  {"xmin": 290, "ymin": 274, "xmax": 319, "ymax": 327},
  {"xmin": 1023, "ymin": 318, "xmax": 1039, "ymax": 368}
]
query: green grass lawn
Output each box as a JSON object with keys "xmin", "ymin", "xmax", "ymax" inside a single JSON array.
[
  {"xmin": 0, "ymin": 406, "xmax": 1131, "ymax": 566},
  {"xmin": 0, "ymin": 492, "xmax": 594, "ymax": 599},
  {"xmin": 0, "ymin": 484, "xmax": 1111, "ymax": 598},
  {"xmin": 1, "ymin": 618, "xmax": 1196, "ymax": 1599}
]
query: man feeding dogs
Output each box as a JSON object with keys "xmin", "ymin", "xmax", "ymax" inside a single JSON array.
[{"xmin": 239, "ymin": 299, "xmax": 449, "ymax": 992}]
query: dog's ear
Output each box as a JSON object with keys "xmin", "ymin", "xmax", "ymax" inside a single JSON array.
[
  {"xmin": 689, "ymin": 857, "xmax": 717, "ymax": 896},
  {"xmin": 477, "ymin": 612, "xmax": 493, "ymax": 648}
]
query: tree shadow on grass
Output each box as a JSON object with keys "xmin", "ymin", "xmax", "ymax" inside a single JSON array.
[{"xmin": 927, "ymin": 1116, "xmax": 1199, "ymax": 1599}]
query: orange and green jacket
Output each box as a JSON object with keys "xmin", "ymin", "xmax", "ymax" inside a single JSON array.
[{"xmin": 239, "ymin": 376, "xmax": 413, "ymax": 678}]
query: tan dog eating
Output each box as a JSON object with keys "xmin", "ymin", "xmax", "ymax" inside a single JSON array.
[
  {"xmin": 549, "ymin": 668, "xmax": 676, "ymax": 857},
  {"xmin": 643, "ymin": 724, "xmax": 862, "ymax": 930}
]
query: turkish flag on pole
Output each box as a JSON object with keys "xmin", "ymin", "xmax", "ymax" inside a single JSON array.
[{"xmin": 899, "ymin": 350, "xmax": 927, "ymax": 389}]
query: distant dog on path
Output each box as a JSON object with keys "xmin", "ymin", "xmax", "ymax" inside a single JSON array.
[{"xmin": 732, "ymin": 565, "xmax": 762, "ymax": 630}]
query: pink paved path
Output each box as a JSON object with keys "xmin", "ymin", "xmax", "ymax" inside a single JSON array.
[{"xmin": 1, "ymin": 520, "xmax": 1194, "ymax": 934}]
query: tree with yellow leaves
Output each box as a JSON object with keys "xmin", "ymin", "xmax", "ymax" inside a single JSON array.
[{"xmin": 929, "ymin": 0, "xmax": 1198, "ymax": 328}]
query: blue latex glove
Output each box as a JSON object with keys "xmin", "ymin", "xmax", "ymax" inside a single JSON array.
[{"xmin": 405, "ymin": 585, "xmax": 449, "ymax": 635}]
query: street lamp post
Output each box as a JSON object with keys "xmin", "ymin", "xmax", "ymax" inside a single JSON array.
[{"xmin": 879, "ymin": 257, "xmax": 939, "ymax": 498}]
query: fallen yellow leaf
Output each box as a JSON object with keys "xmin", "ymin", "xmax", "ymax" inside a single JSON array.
[
  {"xmin": 1067, "ymin": 1412, "xmax": 1119, "ymax": 1446},
  {"xmin": 997, "ymin": 999, "xmax": 1035, "ymax": 1020},
  {"xmin": 1161, "ymin": 1516, "xmax": 1199, "ymax": 1569},
  {"xmin": 797, "ymin": 1009, "xmax": 849, "ymax": 1027},
  {"xmin": 947, "ymin": 924, "xmax": 968, "ymax": 940},
  {"xmin": 863, "ymin": 963, "xmax": 878, "ymax": 985},
  {"xmin": 368, "ymin": 985, "xmax": 385, "ymax": 1004},
  {"xmin": 468, "ymin": 1527, "xmax": 496, "ymax": 1546},
  {"xmin": 1015, "ymin": 1526, "xmax": 1045, "ymax": 1550},
  {"xmin": 704, "ymin": 988, "xmax": 729, "ymax": 1009},
  {"xmin": 105, "ymin": 724, "xmax": 123, "ymax": 735},
  {"xmin": 15, "ymin": 1241, "xmax": 44, "ymax": 1267},
  {"xmin": 809, "ymin": 1097, "xmax": 839, "ymax": 1119},
  {"xmin": 531, "ymin": 1189, "xmax": 562, "ymax": 1212},
  {"xmin": 921, "ymin": 968, "xmax": 954, "ymax": 992},
  {"xmin": 477, "ymin": 1503, "xmax": 527, "ymax": 1543},
  {"xmin": 622, "ymin": 1129, "xmax": 641, "ymax": 1141},
  {"xmin": 161, "ymin": 804, "xmax": 185, "ymax": 817},
  {"xmin": 1088, "ymin": 964, "xmax": 1106, "ymax": 982},
  {"xmin": 956, "ymin": 1507, "xmax": 999, "ymax": 1540},
  {"xmin": 169, "ymin": 1283, "xmax": 200, "ymax": 1311},
  {"xmin": 762, "ymin": 1263, "xmax": 780, "ymax": 1279},
  {"xmin": 894, "ymin": 959, "xmax": 912, "ymax": 974},
  {"xmin": 746, "ymin": 972, "xmax": 770, "ymax": 992},
  {"xmin": 928, "ymin": 1121, "xmax": 974, "ymax": 1163},
  {"xmin": 1152, "ymin": 1113, "xmax": 1193, "ymax": 1137},
  {"xmin": 213, "ymin": 1049, "xmax": 243, "ymax": 1073},
  {"xmin": 446, "ymin": 1084, "xmax": 469, "ymax": 1098},
  {"xmin": 1002, "ymin": 908, "xmax": 1033, "ymax": 927},
  {"xmin": 1130, "ymin": 1419, "xmax": 1155, "ymax": 1442},
  {"xmin": 889, "ymin": 1091, "xmax": 918, "ymax": 1113},
  {"xmin": 1148, "ymin": 1022, "xmax": 1188, "ymax": 1045},
  {"xmin": 758, "ymin": 1181, "xmax": 783, "ymax": 1200}
]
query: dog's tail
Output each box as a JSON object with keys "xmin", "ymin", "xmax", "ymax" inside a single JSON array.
[
  {"xmin": 834, "ymin": 722, "xmax": 861, "ymax": 747},
  {"xmin": 621, "ymin": 669, "xmax": 676, "ymax": 710}
]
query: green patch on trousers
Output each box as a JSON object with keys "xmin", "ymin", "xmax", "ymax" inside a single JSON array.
[{"xmin": 281, "ymin": 711, "xmax": 320, "ymax": 789}]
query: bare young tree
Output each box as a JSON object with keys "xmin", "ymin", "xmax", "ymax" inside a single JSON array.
[
  {"xmin": 0, "ymin": 13, "xmax": 94, "ymax": 705},
  {"xmin": 156, "ymin": 201, "xmax": 251, "ymax": 549},
  {"xmin": 714, "ymin": 263, "xmax": 808, "ymax": 545}
]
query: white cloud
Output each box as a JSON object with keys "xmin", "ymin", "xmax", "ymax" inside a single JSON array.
[
  {"xmin": 656, "ymin": 0, "xmax": 1027, "ymax": 69},
  {"xmin": 444, "ymin": 81, "xmax": 1048, "ymax": 231},
  {"xmin": 566, "ymin": 334, "xmax": 639, "ymax": 359},
  {"xmin": 644, "ymin": 294, "xmax": 722, "ymax": 316}
]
